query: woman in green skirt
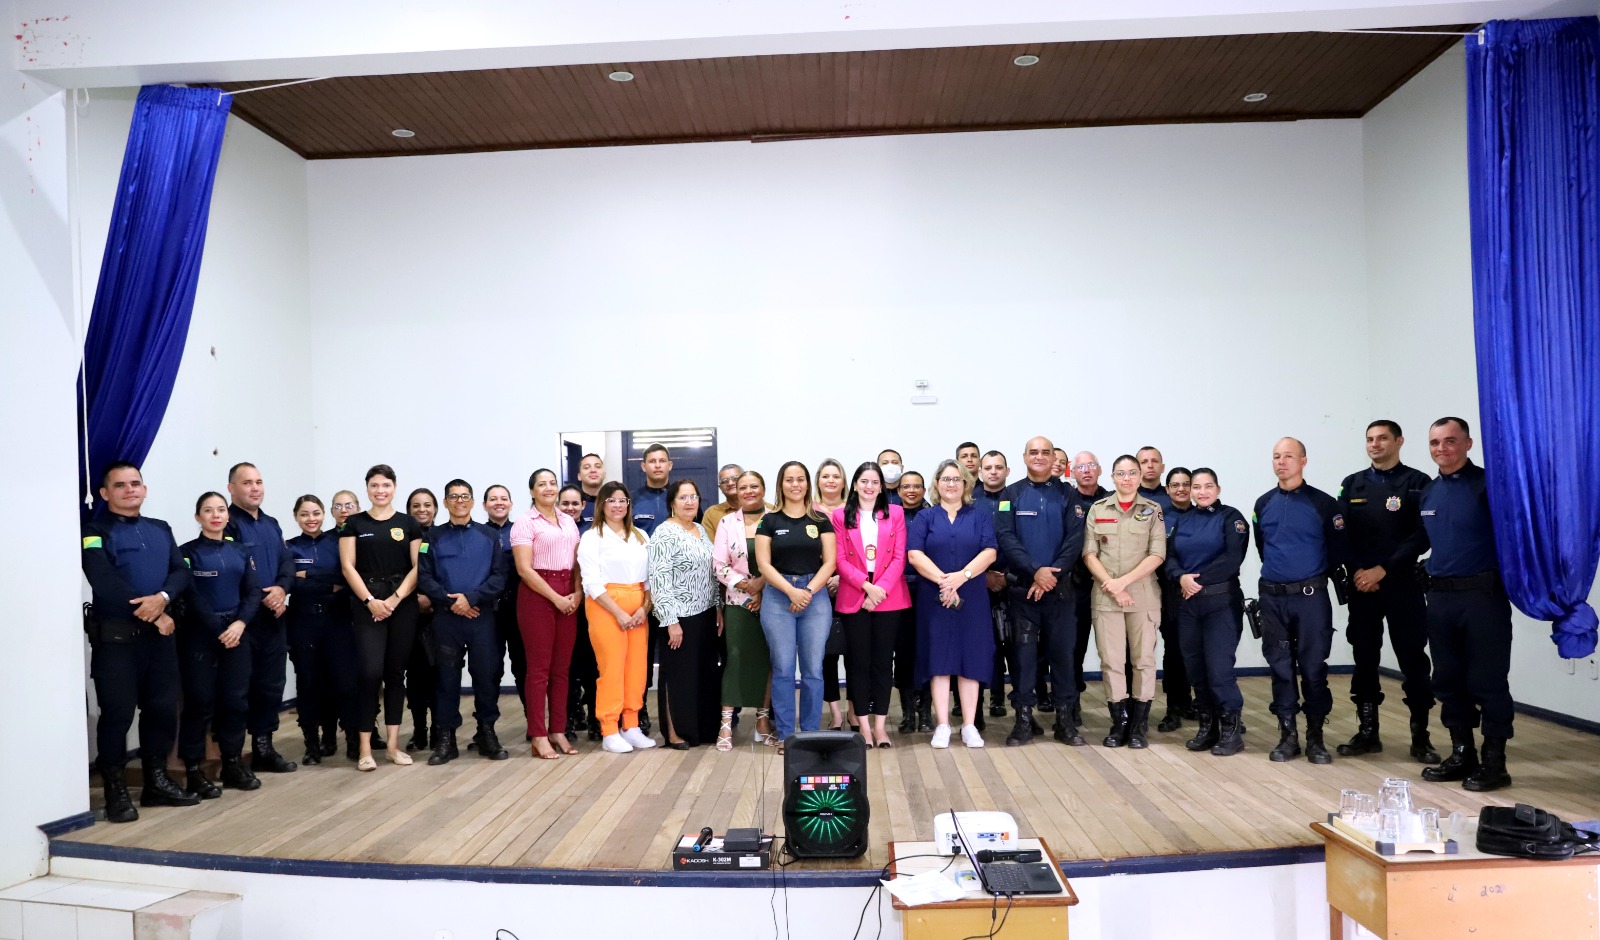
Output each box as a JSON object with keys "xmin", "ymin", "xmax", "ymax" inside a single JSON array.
[{"xmin": 712, "ymin": 470, "xmax": 775, "ymax": 750}]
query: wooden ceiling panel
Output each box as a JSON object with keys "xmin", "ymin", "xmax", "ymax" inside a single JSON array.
[{"xmin": 215, "ymin": 28, "xmax": 1471, "ymax": 159}]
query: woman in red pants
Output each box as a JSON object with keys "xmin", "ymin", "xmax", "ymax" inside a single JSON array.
[{"xmin": 511, "ymin": 468, "xmax": 582, "ymax": 759}]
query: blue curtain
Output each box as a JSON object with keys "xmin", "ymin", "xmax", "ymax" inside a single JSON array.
[
  {"xmin": 77, "ymin": 85, "xmax": 232, "ymax": 514},
  {"xmin": 1467, "ymin": 17, "xmax": 1600, "ymax": 659}
]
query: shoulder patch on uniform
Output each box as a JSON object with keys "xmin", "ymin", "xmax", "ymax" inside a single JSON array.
[
  {"xmin": 82, "ymin": 536, "xmax": 103, "ymax": 549},
  {"xmin": 1234, "ymin": 519, "xmax": 1248, "ymax": 534},
  {"xmin": 1332, "ymin": 514, "xmax": 1345, "ymax": 530},
  {"xmin": 998, "ymin": 501, "xmax": 1010, "ymax": 511}
]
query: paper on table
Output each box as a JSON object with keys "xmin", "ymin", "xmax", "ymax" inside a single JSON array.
[{"xmin": 882, "ymin": 869, "xmax": 967, "ymax": 906}]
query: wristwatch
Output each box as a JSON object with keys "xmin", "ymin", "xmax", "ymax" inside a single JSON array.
[{"xmin": 365, "ymin": 596, "xmax": 378, "ymax": 605}]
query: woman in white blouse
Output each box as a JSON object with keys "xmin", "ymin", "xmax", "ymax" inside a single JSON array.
[
  {"xmin": 647, "ymin": 480, "xmax": 721, "ymax": 749},
  {"xmin": 576, "ymin": 482, "xmax": 656, "ymax": 754}
]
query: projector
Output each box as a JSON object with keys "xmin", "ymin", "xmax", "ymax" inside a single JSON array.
[{"xmin": 934, "ymin": 811, "xmax": 1019, "ymax": 856}]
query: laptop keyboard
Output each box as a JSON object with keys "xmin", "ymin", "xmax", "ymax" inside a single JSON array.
[{"xmin": 982, "ymin": 862, "xmax": 1034, "ymax": 893}]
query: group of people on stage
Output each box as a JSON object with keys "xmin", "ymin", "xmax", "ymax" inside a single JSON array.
[{"xmin": 80, "ymin": 415, "xmax": 1517, "ymax": 823}]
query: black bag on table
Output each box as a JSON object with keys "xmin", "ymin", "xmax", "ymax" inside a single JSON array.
[{"xmin": 1476, "ymin": 803, "xmax": 1600, "ymax": 860}]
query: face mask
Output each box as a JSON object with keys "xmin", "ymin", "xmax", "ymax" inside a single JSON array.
[{"xmin": 880, "ymin": 463, "xmax": 903, "ymax": 485}]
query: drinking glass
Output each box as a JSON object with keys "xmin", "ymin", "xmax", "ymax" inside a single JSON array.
[
  {"xmin": 1379, "ymin": 808, "xmax": 1403, "ymax": 842},
  {"xmin": 1340, "ymin": 789, "xmax": 1362, "ymax": 818},
  {"xmin": 1352, "ymin": 794, "xmax": 1378, "ymax": 832}
]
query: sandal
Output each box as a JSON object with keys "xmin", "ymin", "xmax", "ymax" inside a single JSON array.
[
  {"xmin": 532, "ymin": 738, "xmax": 560, "ymax": 760},
  {"xmin": 717, "ymin": 708, "xmax": 734, "ymax": 752},
  {"xmin": 754, "ymin": 708, "xmax": 774, "ymax": 743},
  {"xmin": 386, "ymin": 748, "xmax": 413, "ymax": 766},
  {"xmin": 356, "ymin": 755, "xmax": 377, "ymax": 772},
  {"xmin": 548, "ymin": 733, "xmax": 576, "ymax": 756}
]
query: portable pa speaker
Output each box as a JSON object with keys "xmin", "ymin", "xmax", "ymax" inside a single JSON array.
[{"xmin": 782, "ymin": 731, "xmax": 870, "ymax": 858}]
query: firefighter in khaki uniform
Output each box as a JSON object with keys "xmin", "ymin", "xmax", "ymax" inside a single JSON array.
[{"xmin": 1082, "ymin": 454, "xmax": 1167, "ymax": 750}]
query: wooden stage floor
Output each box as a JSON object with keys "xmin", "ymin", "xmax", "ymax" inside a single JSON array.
[{"xmin": 57, "ymin": 677, "xmax": 1600, "ymax": 876}]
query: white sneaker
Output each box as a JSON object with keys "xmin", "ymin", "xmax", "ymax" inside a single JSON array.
[
  {"xmin": 931, "ymin": 724, "xmax": 952, "ymax": 749},
  {"xmin": 961, "ymin": 724, "xmax": 985, "ymax": 748},
  {"xmin": 602, "ymin": 734, "xmax": 634, "ymax": 753},
  {"xmin": 622, "ymin": 727, "xmax": 657, "ymax": 749}
]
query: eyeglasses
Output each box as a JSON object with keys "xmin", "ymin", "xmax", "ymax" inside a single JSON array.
[
  {"xmin": 331, "ymin": 502, "xmax": 357, "ymax": 510},
  {"xmin": 718, "ymin": 477, "xmax": 740, "ymax": 486},
  {"xmin": 604, "ymin": 498, "xmax": 630, "ymax": 506},
  {"xmin": 937, "ymin": 476, "xmax": 964, "ymax": 484},
  {"xmin": 445, "ymin": 493, "xmax": 473, "ymax": 502},
  {"xmin": 1112, "ymin": 470, "xmax": 1139, "ymax": 478},
  {"xmin": 675, "ymin": 494, "xmax": 698, "ymax": 502},
  {"xmin": 1073, "ymin": 463, "xmax": 1099, "ymax": 471}
]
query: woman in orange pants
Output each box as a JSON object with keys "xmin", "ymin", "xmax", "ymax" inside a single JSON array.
[{"xmin": 576, "ymin": 481, "xmax": 656, "ymax": 754}]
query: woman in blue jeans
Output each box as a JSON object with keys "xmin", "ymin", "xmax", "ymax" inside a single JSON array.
[{"xmin": 755, "ymin": 461, "xmax": 837, "ymax": 751}]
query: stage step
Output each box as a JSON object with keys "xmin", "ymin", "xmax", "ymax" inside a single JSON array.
[{"xmin": 0, "ymin": 876, "xmax": 239, "ymax": 940}]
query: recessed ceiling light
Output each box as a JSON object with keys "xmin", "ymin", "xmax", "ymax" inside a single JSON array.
[
  {"xmin": 1013, "ymin": 54, "xmax": 1041, "ymax": 67},
  {"xmin": 608, "ymin": 70, "xmax": 635, "ymax": 82},
  {"xmin": 1242, "ymin": 92, "xmax": 1269, "ymax": 103},
  {"xmin": 391, "ymin": 128, "xmax": 416, "ymax": 138}
]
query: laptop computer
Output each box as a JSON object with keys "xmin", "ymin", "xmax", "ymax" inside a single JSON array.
[{"xmin": 949, "ymin": 809, "xmax": 1062, "ymax": 896}]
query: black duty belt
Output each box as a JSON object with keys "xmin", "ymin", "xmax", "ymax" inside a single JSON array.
[
  {"xmin": 1429, "ymin": 572, "xmax": 1501, "ymax": 592},
  {"xmin": 1259, "ymin": 577, "xmax": 1326, "ymax": 596},
  {"xmin": 1193, "ymin": 581, "xmax": 1239, "ymax": 598}
]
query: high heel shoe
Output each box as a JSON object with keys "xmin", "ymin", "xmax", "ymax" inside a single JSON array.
[
  {"xmin": 717, "ymin": 708, "xmax": 734, "ymax": 752},
  {"xmin": 754, "ymin": 708, "xmax": 774, "ymax": 743}
]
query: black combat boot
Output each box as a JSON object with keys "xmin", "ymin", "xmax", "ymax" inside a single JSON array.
[
  {"xmin": 100, "ymin": 763, "xmax": 138, "ymax": 824},
  {"xmin": 1157, "ymin": 701, "xmax": 1184, "ymax": 733},
  {"xmin": 346, "ymin": 732, "xmax": 361, "ymax": 762},
  {"xmin": 301, "ymin": 730, "xmax": 322, "ymax": 766},
  {"xmin": 1070, "ymin": 700, "xmax": 1083, "ymax": 728},
  {"xmin": 1409, "ymin": 711, "xmax": 1441, "ymax": 764},
  {"xmin": 1304, "ymin": 715, "xmax": 1333, "ymax": 765},
  {"xmin": 1337, "ymin": 702, "xmax": 1382, "ymax": 757},
  {"xmin": 1102, "ymin": 701, "xmax": 1130, "ymax": 748},
  {"xmin": 252, "ymin": 735, "xmax": 297, "ymax": 773},
  {"xmin": 638, "ymin": 706, "xmax": 652, "ymax": 737},
  {"xmin": 1463, "ymin": 736, "xmax": 1511, "ymax": 792},
  {"xmin": 1421, "ymin": 727, "xmax": 1478, "ymax": 782},
  {"xmin": 1269, "ymin": 715, "xmax": 1301, "ymax": 762},
  {"xmin": 474, "ymin": 722, "xmax": 509, "ymax": 760},
  {"xmin": 1185, "ymin": 712, "xmax": 1218, "ymax": 752},
  {"xmin": 916, "ymin": 693, "xmax": 934, "ymax": 733},
  {"xmin": 1037, "ymin": 689, "xmax": 1055, "ymax": 713},
  {"xmin": 427, "ymin": 726, "xmax": 458, "ymax": 766},
  {"xmin": 989, "ymin": 689, "xmax": 1006, "ymax": 718},
  {"xmin": 185, "ymin": 760, "xmax": 221, "ymax": 800},
  {"xmin": 1210, "ymin": 711, "xmax": 1245, "ymax": 756},
  {"xmin": 1181, "ymin": 701, "xmax": 1201, "ymax": 721},
  {"xmin": 321, "ymin": 724, "xmax": 339, "ymax": 757},
  {"xmin": 219, "ymin": 754, "xmax": 261, "ymax": 791},
  {"xmin": 1128, "ymin": 701, "xmax": 1152, "ymax": 749},
  {"xmin": 140, "ymin": 760, "xmax": 200, "ymax": 808},
  {"xmin": 1053, "ymin": 716, "xmax": 1087, "ymax": 746},
  {"xmin": 407, "ymin": 713, "xmax": 430, "ymax": 752},
  {"xmin": 1005, "ymin": 706, "xmax": 1035, "ymax": 747},
  {"xmin": 898, "ymin": 689, "xmax": 918, "ymax": 733}
]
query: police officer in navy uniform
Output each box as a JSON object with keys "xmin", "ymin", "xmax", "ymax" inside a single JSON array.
[
  {"xmin": 973, "ymin": 451, "xmax": 1012, "ymax": 718},
  {"xmin": 1415, "ymin": 417, "xmax": 1514, "ymax": 792},
  {"xmin": 1335, "ymin": 420, "xmax": 1439, "ymax": 763},
  {"xmin": 223, "ymin": 462, "xmax": 298, "ymax": 774},
  {"xmin": 80, "ymin": 462, "xmax": 198, "ymax": 823},
  {"xmin": 577, "ymin": 453, "xmax": 604, "ymax": 533},
  {"xmin": 285, "ymin": 494, "xmax": 360, "ymax": 763},
  {"xmin": 1137, "ymin": 447, "xmax": 1196, "ymax": 731},
  {"xmin": 994, "ymin": 436, "xmax": 1087, "ymax": 747},
  {"xmin": 419, "ymin": 480, "xmax": 513, "ymax": 764},
  {"xmin": 481, "ymin": 485, "xmax": 529, "ymax": 738},
  {"xmin": 895, "ymin": 471, "xmax": 932, "ymax": 732},
  {"xmin": 179, "ymin": 492, "xmax": 262, "ymax": 797},
  {"xmin": 1252, "ymin": 437, "xmax": 1348, "ymax": 765},
  {"xmin": 633, "ymin": 443, "xmax": 673, "ymax": 736}
]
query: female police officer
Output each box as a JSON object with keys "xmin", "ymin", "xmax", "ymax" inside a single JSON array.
[
  {"xmin": 1164, "ymin": 469, "xmax": 1250, "ymax": 756},
  {"xmin": 287, "ymin": 495, "xmax": 359, "ymax": 763},
  {"xmin": 179, "ymin": 493, "xmax": 262, "ymax": 796}
]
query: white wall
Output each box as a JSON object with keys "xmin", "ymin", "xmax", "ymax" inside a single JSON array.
[
  {"xmin": 0, "ymin": 0, "xmax": 92, "ymax": 885},
  {"xmin": 53, "ymin": 854, "xmax": 1333, "ymax": 940},
  {"xmin": 1362, "ymin": 48, "xmax": 1600, "ymax": 722},
  {"xmin": 307, "ymin": 119, "xmax": 1379, "ymax": 669},
  {"xmin": 72, "ymin": 88, "xmax": 314, "ymax": 752}
]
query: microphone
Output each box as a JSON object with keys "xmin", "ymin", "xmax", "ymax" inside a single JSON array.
[{"xmin": 692, "ymin": 827, "xmax": 714, "ymax": 851}]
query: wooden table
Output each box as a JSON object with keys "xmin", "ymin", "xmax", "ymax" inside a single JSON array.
[
  {"xmin": 887, "ymin": 839, "xmax": 1077, "ymax": 940},
  {"xmin": 1315, "ymin": 820, "xmax": 1600, "ymax": 939}
]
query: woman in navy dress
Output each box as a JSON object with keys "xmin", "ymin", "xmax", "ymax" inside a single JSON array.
[{"xmin": 907, "ymin": 460, "xmax": 999, "ymax": 749}]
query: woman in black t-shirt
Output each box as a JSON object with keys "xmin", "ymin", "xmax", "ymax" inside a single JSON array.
[
  {"xmin": 754, "ymin": 461, "xmax": 836, "ymax": 749},
  {"xmin": 339, "ymin": 464, "xmax": 424, "ymax": 771}
]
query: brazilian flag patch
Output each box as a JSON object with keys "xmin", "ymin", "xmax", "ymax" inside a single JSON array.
[
  {"xmin": 419, "ymin": 542, "xmax": 430, "ymax": 554},
  {"xmin": 82, "ymin": 536, "xmax": 103, "ymax": 549},
  {"xmin": 998, "ymin": 501, "xmax": 1011, "ymax": 512}
]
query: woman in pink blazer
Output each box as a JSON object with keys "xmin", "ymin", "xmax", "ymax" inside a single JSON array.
[{"xmin": 831, "ymin": 462, "xmax": 911, "ymax": 747}]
